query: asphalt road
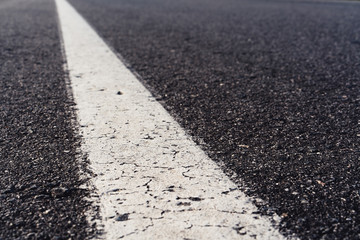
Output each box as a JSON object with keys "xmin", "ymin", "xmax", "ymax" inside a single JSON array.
[
  {"xmin": 1, "ymin": 0, "xmax": 360, "ymax": 239},
  {"xmin": 0, "ymin": 0, "xmax": 93, "ymax": 238},
  {"xmin": 67, "ymin": 0, "xmax": 360, "ymax": 239}
]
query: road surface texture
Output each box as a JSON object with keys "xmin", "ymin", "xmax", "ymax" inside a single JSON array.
[
  {"xmin": 0, "ymin": 0, "xmax": 94, "ymax": 238},
  {"xmin": 67, "ymin": 0, "xmax": 360, "ymax": 239},
  {"xmin": 0, "ymin": 0, "xmax": 359, "ymax": 239}
]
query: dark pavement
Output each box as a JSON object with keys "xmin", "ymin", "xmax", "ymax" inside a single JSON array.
[
  {"xmin": 1, "ymin": 0, "xmax": 359, "ymax": 238},
  {"xmin": 67, "ymin": 0, "xmax": 360, "ymax": 239},
  {"xmin": 0, "ymin": 0, "xmax": 93, "ymax": 238}
]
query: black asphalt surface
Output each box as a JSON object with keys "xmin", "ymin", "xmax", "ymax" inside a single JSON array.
[
  {"xmin": 67, "ymin": 0, "xmax": 360, "ymax": 239},
  {"xmin": 0, "ymin": 0, "xmax": 93, "ymax": 238},
  {"xmin": 1, "ymin": 0, "xmax": 359, "ymax": 239}
]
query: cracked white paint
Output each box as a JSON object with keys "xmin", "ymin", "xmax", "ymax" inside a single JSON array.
[{"xmin": 56, "ymin": 0, "xmax": 288, "ymax": 239}]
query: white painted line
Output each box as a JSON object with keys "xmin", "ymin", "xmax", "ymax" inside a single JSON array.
[{"xmin": 55, "ymin": 0, "xmax": 288, "ymax": 239}]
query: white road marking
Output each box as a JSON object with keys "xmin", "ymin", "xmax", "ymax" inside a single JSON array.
[{"xmin": 55, "ymin": 0, "xmax": 288, "ymax": 239}]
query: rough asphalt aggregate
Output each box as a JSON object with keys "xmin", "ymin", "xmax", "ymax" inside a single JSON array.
[
  {"xmin": 0, "ymin": 0, "xmax": 94, "ymax": 238},
  {"xmin": 1, "ymin": 0, "xmax": 360, "ymax": 239},
  {"xmin": 67, "ymin": 0, "xmax": 360, "ymax": 239}
]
